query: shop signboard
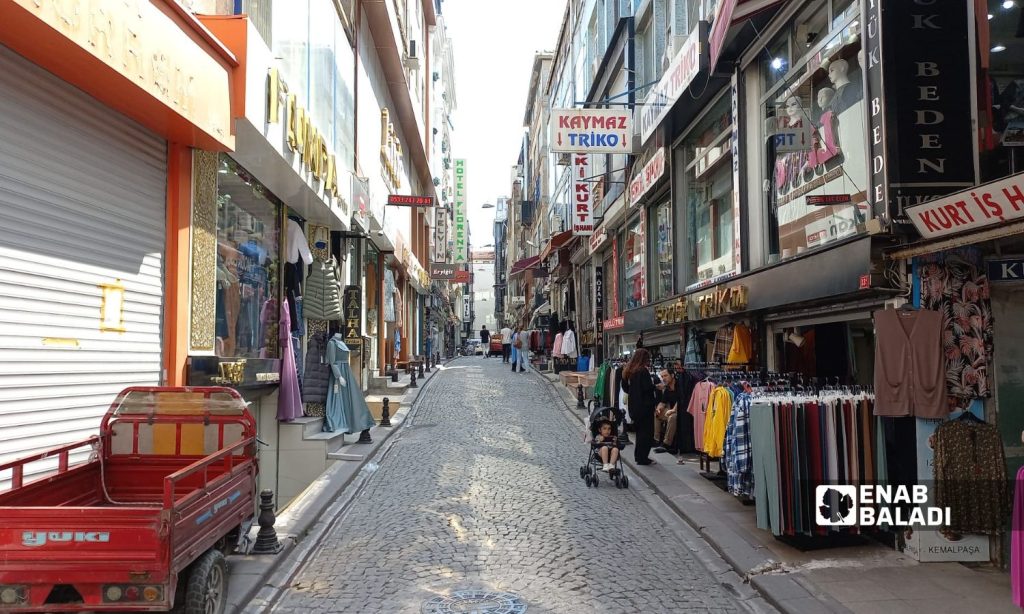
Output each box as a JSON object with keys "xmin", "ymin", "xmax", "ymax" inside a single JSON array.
[
  {"xmin": 864, "ymin": 0, "xmax": 975, "ymax": 223},
  {"xmin": 463, "ymin": 300, "xmax": 471, "ymax": 322},
  {"xmin": 654, "ymin": 297, "xmax": 688, "ymax": 326},
  {"xmin": 690, "ymin": 285, "xmax": 749, "ymax": 320},
  {"xmin": 627, "ymin": 148, "xmax": 666, "ymax": 207},
  {"xmin": 454, "ymin": 159, "xmax": 468, "ymax": 262},
  {"xmin": 639, "ymin": 22, "xmax": 708, "ymax": 143},
  {"xmin": 603, "ymin": 315, "xmax": 625, "ymax": 330},
  {"xmin": 708, "ymin": 0, "xmax": 737, "ymax": 69},
  {"xmin": 430, "ymin": 263, "xmax": 457, "ymax": 280},
  {"xmin": 454, "ymin": 268, "xmax": 471, "ymax": 284},
  {"xmin": 589, "ymin": 227, "xmax": 608, "ymax": 254},
  {"xmin": 343, "ymin": 286, "xmax": 362, "ymax": 346},
  {"xmin": 572, "ymin": 154, "xmax": 594, "ymax": 235},
  {"xmin": 987, "ymin": 257, "xmax": 1024, "ymax": 282},
  {"xmin": 550, "ymin": 108, "xmax": 632, "ymax": 154},
  {"xmin": 594, "ymin": 266, "xmax": 604, "ymax": 334},
  {"xmin": 269, "ymin": 69, "xmax": 340, "ymax": 200},
  {"xmin": 387, "ymin": 194, "xmax": 435, "ymax": 207},
  {"xmin": 380, "ymin": 108, "xmax": 404, "ymax": 191},
  {"xmin": 906, "ymin": 172, "xmax": 1024, "ymax": 240}
]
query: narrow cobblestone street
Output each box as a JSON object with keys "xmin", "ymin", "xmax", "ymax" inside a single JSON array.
[{"xmin": 264, "ymin": 358, "xmax": 755, "ymax": 614}]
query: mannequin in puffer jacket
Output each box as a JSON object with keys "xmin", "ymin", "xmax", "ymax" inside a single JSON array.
[{"xmin": 302, "ymin": 332, "xmax": 331, "ymax": 404}]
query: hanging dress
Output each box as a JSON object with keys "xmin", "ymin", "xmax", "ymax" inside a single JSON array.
[
  {"xmin": 277, "ymin": 298, "xmax": 304, "ymax": 421},
  {"xmin": 324, "ymin": 334, "xmax": 378, "ymax": 434}
]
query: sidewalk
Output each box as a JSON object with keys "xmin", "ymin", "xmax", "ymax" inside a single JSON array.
[
  {"xmin": 543, "ymin": 373, "xmax": 1017, "ymax": 614},
  {"xmin": 224, "ymin": 362, "xmax": 446, "ymax": 614}
]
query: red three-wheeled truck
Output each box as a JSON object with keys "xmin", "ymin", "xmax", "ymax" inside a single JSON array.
[{"xmin": 0, "ymin": 387, "xmax": 259, "ymax": 613}]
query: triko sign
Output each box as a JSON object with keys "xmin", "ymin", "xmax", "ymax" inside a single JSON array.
[
  {"xmin": 906, "ymin": 171, "xmax": 1024, "ymax": 239},
  {"xmin": 639, "ymin": 22, "xmax": 708, "ymax": 143},
  {"xmin": 571, "ymin": 154, "xmax": 594, "ymax": 236},
  {"xmin": 628, "ymin": 148, "xmax": 666, "ymax": 206},
  {"xmin": 550, "ymin": 109, "xmax": 632, "ymax": 154}
]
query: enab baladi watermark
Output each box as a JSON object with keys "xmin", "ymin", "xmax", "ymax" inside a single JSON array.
[{"xmin": 815, "ymin": 485, "xmax": 950, "ymax": 527}]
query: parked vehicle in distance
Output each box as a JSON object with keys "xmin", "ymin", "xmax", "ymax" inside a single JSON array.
[
  {"xmin": 0, "ymin": 386, "xmax": 259, "ymax": 614},
  {"xmin": 489, "ymin": 335, "xmax": 504, "ymax": 357}
]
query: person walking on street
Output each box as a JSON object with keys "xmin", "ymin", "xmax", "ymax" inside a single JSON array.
[
  {"xmin": 500, "ymin": 324, "xmax": 513, "ymax": 363},
  {"xmin": 511, "ymin": 326, "xmax": 528, "ymax": 373},
  {"xmin": 623, "ymin": 348, "xmax": 657, "ymax": 465},
  {"xmin": 480, "ymin": 326, "xmax": 490, "ymax": 358}
]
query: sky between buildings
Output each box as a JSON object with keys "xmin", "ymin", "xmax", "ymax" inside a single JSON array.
[{"xmin": 445, "ymin": 0, "xmax": 568, "ymax": 247}]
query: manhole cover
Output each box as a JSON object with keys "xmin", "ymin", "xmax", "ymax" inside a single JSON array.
[{"xmin": 422, "ymin": 590, "xmax": 528, "ymax": 614}]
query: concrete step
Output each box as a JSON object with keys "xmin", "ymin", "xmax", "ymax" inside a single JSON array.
[{"xmin": 303, "ymin": 429, "xmax": 349, "ymax": 454}]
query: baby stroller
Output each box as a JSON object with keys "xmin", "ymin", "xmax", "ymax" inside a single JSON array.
[{"xmin": 578, "ymin": 407, "xmax": 630, "ymax": 489}]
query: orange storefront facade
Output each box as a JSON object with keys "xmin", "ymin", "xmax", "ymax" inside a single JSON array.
[{"xmin": 0, "ymin": 1, "xmax": 236, "ymax": 470}]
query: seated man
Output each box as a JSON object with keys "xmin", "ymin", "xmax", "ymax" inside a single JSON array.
[{"xmin": 654, "ymin": 369, "xmax": 679, "ymax": 454}]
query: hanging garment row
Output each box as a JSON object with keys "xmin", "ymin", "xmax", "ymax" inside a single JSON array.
[{"xmin": 747, "ymin": 393, "xmax": 885, "ymax": 537}]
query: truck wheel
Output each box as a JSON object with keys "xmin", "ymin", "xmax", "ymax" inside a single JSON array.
[{"xmin": 183, "ymin": 549, "xmax": 228, "ymax": 614}]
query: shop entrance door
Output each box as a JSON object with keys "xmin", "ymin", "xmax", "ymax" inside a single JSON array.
[{"xmin": 992, "ymin": 285, "xmax": 1024, "ymax": 477}]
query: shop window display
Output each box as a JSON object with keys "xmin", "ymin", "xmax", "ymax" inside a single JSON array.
[
  {"xmin": 762, "ymin": 5, "xmax": 867, "ymax": 260},
  {"xmin": 215, "ymin": 156, "xmax": 280, "ymax": 359},
  {"xmin": 980, "ymin": 0, "xmax": 1024, "ymax": 181},
  {"xmin": 652, "ymin": 200, "xmax": 673, "ymax": 300},
  {"xmin": 623, "ymin": 216, "xmax": 645, "ymax": 310},
  {"xmin": 682, "ymin": 94, "xmax": 734, "ymax": 288}
]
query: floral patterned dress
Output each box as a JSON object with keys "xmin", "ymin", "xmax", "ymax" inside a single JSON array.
[{"xmin": 916, "ymin": 247, "xmax": 994, "ymax": 406}]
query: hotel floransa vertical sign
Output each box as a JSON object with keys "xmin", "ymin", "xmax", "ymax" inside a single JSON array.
[
  {"xmin": 454, "ymin": 159, "xmax": 468, "ymax": 263},
  {"xmin": 268, "ymin": 69, "xmax": 339, "ymax": 199},
  {"xmin": 572, "ymin": 154, "xmax": 594, "ymax": 236}
]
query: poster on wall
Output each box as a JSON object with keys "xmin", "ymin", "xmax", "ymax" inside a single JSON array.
[
  {"xmin": 454, "ymin": 159, "xmax": 468, "ymax": 263},
  {"xmin": 769, "ymin": 22, "xmax": 870, "ymax": 258}
]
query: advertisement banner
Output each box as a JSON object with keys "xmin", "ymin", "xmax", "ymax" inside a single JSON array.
[
  {"xmin": 595, "ymin": 266, "xmax": 604, "ymax": 334},
  {"xmin": 572, "ymin": 154, "xmax": 594, "ymax": 235},
  {"xmin": 453, "ymin": 159, "xmax": 468, "ymax": 263},
  {"xmin": 550, "ymin": 108, "xmax": 632, "ymax": 154},
  {"xmin": 639, "ymin": 22, "xmax": 708, "ymax": 143}
]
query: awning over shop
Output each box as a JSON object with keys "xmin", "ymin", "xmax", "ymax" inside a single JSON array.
[
  {"xmin": 509, "ymin": 255, "xmax": 541, "ymax": 276},
  {"xmin": 533, "ymin": 302, "xmax": 552, "ymax": 318},
  {"xmin": 710, "ymin": 0, "xmax": 786, "ymax": 68},
  {"xmin": 539, "ymin": 230, "xmax": 575, "ymax": 262}
]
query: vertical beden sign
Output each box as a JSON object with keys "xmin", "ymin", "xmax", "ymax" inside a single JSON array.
[
  {"xmin": 454, "ymin": 159, "xmax": 468, "ymax": 263},
  {"xmin": 343, "ymin": 286, "xmax": 362, "ymax": 345},
  {"xmin": 594, "ymin": 266, "xmax": 604, "ymax": 334},
  {"xmin": 864, "ymin": 0, "xmax": 889, "ymax": 221},
  {"xmin": 572, "ymin": 154, "xmax": 594, "ymax": 235}
]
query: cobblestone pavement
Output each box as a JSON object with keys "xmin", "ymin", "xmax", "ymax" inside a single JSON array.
[{"xmin": 266, "ymin": 358, "xmax": 750, "ymax": 614}]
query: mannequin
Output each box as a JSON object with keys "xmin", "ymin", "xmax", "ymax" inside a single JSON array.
[
  {"xmin": 827, "ymin": 59, "xmax": 863, "ymax": 115},
  {"xmin": 805, "ymin": 86, "xmax": 841, "ymax": 171}
]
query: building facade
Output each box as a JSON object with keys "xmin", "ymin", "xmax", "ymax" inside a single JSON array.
[{"xmin": 509, "ymin": 0, "xmax": 1024, "ymax": 564}]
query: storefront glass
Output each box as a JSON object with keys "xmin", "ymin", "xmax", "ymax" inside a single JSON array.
[
  {"xmin": 215, "ymin": 156, "xmax": 281, "ymax": 359},
  {"xmin": 273, "ymin": 0, "xmax": 356, "ymax": 180},
  {"xmin": 652, "ymin": 200, "xmax": 673, "ymax": 300},
  {"xmin": 682, "ymin": 93, "xmax": 734, "ymax": 288},
  {"xmin": 622, "ymin": 216, "xmax": 645, "ymax": 310},
  {"xmin": 981, "ymin": 0, "xmax": 1024, "ymax": 181},
  {"xmin": 761, "ymin": 2, "xmax": 867, "ymax": 261}
]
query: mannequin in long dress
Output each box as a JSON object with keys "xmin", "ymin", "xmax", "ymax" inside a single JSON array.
[{"xmin": 325, "ymin": 334, "xmax": 377, "ymax": 437}]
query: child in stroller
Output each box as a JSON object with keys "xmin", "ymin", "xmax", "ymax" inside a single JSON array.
[{"xmin": 579, "ymin": 407, "xmax": 629, "ymax": 489}]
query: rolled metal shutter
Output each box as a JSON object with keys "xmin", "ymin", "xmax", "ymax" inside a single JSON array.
[{"xmin": 0, "ymin": 45, "xmax": 167, "ymax": 473}]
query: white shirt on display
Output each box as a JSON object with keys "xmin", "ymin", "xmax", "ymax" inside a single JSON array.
[{"xmin": 286, "ymin": 219, "xmax": 313, "ymax": 266}]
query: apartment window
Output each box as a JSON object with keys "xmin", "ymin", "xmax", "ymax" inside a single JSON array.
[
  {"xmin": 681, "ymin": 93, "xmax": 734, "ymax": 289},
  {"xmin": 761, "ymin": 2, "xmax": 867, "ymax": 261}
]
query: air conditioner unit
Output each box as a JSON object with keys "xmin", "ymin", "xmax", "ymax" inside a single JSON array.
[{"xmin": 404, "ymin": 39, "xmax": 421, "ymax": 70}]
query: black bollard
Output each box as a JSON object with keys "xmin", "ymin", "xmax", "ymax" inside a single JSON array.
[
  {"xmin": 380, "ymin": 397, "xmax": 392, "ymax": 427},
  {"xmin": 577, "ymin": 383, "xmax": 586, "ymax": 409},
  {"xmin": 418, "ymin": 360, "xmax": 425, "ymax": 378},
  {"xmin": 409, "ymin": 367, "xmax": 418, "ymax": 388},
  {"xmin": 390, "ymin": 364, "xmax": 398, "ymax": 383},
  {"xmin": 425, "ymin": 356, "xmax": 432, "ymax": 373},
  {"xmin": 252, "ymin": 489, "xmax": 283, "ymax": 554},
  {"xmin": 357, "ymin": 428, "xmax": 373, "ymax": 443}
]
